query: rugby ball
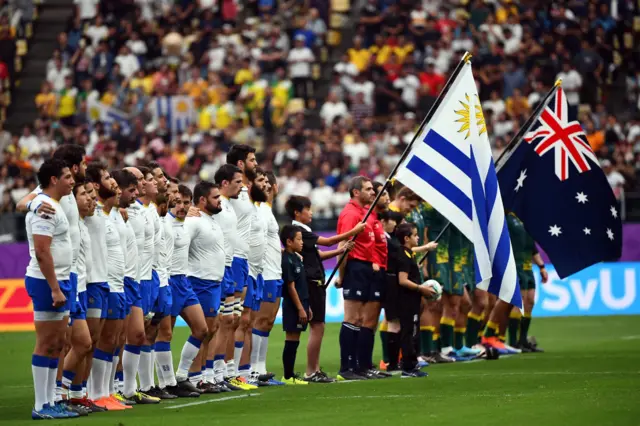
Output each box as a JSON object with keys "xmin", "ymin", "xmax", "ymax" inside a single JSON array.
[{"xmin": 422, "ymin": 279, "xmax": 442, "ymax": 301}]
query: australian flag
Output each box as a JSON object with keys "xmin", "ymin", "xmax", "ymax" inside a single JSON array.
[{"xmin": 497, "ymin": 87, "xmax": 622, "ymax": 278}]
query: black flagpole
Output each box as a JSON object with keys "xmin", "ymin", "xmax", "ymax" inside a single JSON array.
[
  {"xmin": 325, "ymin": 52, "xmax": 473, "ymax": 286},
  {"xmin": 416, "ymin": 79, "xmax": 563, "ymax": 266}
]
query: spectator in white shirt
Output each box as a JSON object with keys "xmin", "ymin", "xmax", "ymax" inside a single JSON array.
[
  {"xmin": 115, "ymin": 46, "xmax": 140, "ymax": 79},
  {"xmin": 349, "ymin": 73, "xmax": 375, "ymax": 106},
  {"xmin": 483, "ymin": 90, "xmax": 506, "ymax": 117},
  {"xmin": 320, "ymin": 91, "xmax": 349, "ymax": 125},
  {"xmin": 393, "ymin": 68, "xmax": 421, "ymax": 109},
  {"xmin": 334, "ymin": 53, "xmax": 358, "ymax": 89},
  {"xmin": 85, "ymin": 15, "xmax": 109, "ymax": 48},
  {"xmin": 74, "ymin": 0, "xmax": 99, "ymax": 22},
  {"xmin": 46, "ymin": 58, "xmax": 71, "ymax": 92},
  {"xmin": 206, "ymin": 38, "xmax": 225, "ymax": 72},
  {"xmin": 126, "ymin": 32, "xmax": 148, "ymax": 58},
  {"xmin": 556, "ymin": 61, "xmax": 583, "ymax": 118},
  {"xmin": 331, "ymin": 181, "xmax": 351, "ymax": 215},
  {"xmin": 602, "ymin": 159, "xmax": 625, "ymax": 199},
  {"xmin": 310, "ymin": 178, "xmax": 334, "ymax": 218},
  {"xmin": 343, "ymin": 134, "xmax": 370, "ymax": 168},
  {"xmin": 288, "ymin": 35, "xmax": 315, "ymax": 101},
  {"xmin": 19, "ymin": 126, "xmax": 40, "ymax": 156}
]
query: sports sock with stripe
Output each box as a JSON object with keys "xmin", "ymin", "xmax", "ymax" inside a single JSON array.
[
  {"xmin": 454, "ymin": 327, "xmax": 466, "ymax": 350},
  {"xmin": 419, "ymin": 326, "xmax": 434, "ymax": 355},
  {"xmin": 509, "ymin": 310, "xmax": 522, "ymax": 347},
  {"xmin": 282, "ymin": 340, "xmax": 299, "ymax": 380},
  {"xmin": 466, "ymin": 313, "xmax": 482, "ymax": 347},
  {"xmin": 213, "ymin": 355, "xmax": 226, "ymax": 383},
  {"xmin": 122, "ymin": 344, "xmax": 141, "ymax": 397},
  {"xmin": 176, "ymin": 336, "xmax": 202, "ymax": 382},
  {"xmin": 439, "ymin": 317, "xmax": 455, "ymax": 353},
  {"xmin": 519, "ymin": 313, "xmax": 532, "ymax": 345},
  {"xmin": 90, "ymin": 348, "xmax": 112, "ymax": 400},
  {"xmin": 31, "ymin": 355, "xmax": 50, "ymax": 411},
  {"xmin": 232, "ymin": 341, "xmax": 243, "ymax": 377},
  {"xmin": 138, "ymin": 345, "xmax": 154, "ymax": 392},
  {"xmin": 155, "ymin": 341, "xmax": 175, "ymax": 387},
  {"xmin": 250, "ymin": 329, "xmax": 261, "ymax": 374},
  {"xmin": 339, "ymin": 322, "xmax": 358, "ymax": 372},
  {"xmin": 256, "ymin": 330, "xmax": 269, "ymax": 374}
]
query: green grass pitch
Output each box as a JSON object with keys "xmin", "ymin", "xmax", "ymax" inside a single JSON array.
[{"xmin": 1, "ymin": 316, "xmax": 639, "ymax": 426}]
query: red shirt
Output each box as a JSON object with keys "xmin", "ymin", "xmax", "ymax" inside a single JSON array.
[
  {"xmin": 371, "ymin": 212, "xmax": 388, "ymax": 269},
  {"xmin": 419, "ymin": 71, "xmax": 445, "ymax": 97},
  {"xmin": 337, "ymin": 199, "xmax": 376, "ymax": 262}
]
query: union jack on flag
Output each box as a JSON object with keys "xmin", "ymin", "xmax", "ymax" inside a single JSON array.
[
  {"xmin": 523, "ymin": 88, "xmax": 599, "ymax": 181},
  {"xmin": 497, "ymin": 86, "xmax": 622, "ymax": 278}
]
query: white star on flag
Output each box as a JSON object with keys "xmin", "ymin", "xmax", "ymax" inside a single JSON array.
[
  {"xmin": 515, "ymin": 169, "xmax": 527, "ymax": 192},
  {"xmin": 610, "ymin": 206, "xmax": 618, "ymax": 218},
  {"xmin": 576, "ymin": 192, "xmax": 588, "ymax": 204},
  {"xmin": 583, "ymin": 227, "xmax": 591, "ymax": 235},
  {"xmin": 607, "ymin": 228, "xmax": 614, "ymax": 241},
  {"xmin": 549, "ymin": 225, "xmax": 562, "ymax": 237}
]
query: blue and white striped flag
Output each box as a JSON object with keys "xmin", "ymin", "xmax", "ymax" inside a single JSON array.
[
  {"xmin": 395, "ymin": 63, "xmax": 521, "ymax": 307},
  {"xmin": 150, "ymin": 96, "xmax": 195, "ymax": 134},
  {"xmin": 87, "ymin": 98, "xmax": 131, "ymax": 134}
]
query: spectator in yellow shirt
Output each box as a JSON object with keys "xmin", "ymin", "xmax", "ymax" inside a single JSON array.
[
  {"xmin": 182, "ymin": 67, "xmax": 208, "ymax": 100},
  {"xmin": 57, "ymin": 76, "xmax": 78, "ymax": 126},
  {"xmin": 35, "ymin": 82, "xmax": 57, "ymax": 118},
  {"xmin": 129, "ymin": 69, "xmax": 153, "ymax": 95},
  {"xmin": 505, "ymin": 89, "xmax": 530, "ymax": 118},
  {"xmin": 206, "ymin": 71, "xmax": 225, "ymax": 105},
  {"xmin": 234, "ymin": 58, "xmax": 254, "ymax": 86},
  {"xmin": 348, "ymin": 36, "xmax": 371, "ymax": 72},
  {"xmin": 100, "ymin": 82, "xmax": 118, "ymax": 106}
]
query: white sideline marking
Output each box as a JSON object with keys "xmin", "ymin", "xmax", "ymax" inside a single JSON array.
[
  {"xmin": 164, "ymin": 393, "xmax": 260, "ymax": 409},
  {"xmin": 621, "ymin": 335, "xmax": 640, "ymax": 340}
]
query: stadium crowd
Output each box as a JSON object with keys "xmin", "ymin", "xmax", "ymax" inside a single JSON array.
[{"xmin": 1, "ymin": 0, "xmax": 640, "ymax": 228}]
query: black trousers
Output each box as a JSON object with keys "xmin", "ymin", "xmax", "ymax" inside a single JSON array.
[{"xmin": 398, "ymin": 295, "xmax": 421, "ymax": 371}]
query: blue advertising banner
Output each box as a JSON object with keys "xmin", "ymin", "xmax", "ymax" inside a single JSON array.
[{"xmin": 175, "ymin": 261, "xmax": 640, "ymax": 327}]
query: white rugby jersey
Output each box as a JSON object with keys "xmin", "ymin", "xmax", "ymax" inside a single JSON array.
[
  {"xmin": 123, "ymin": 220, "xmax": 138, "ymax": 280},
  {"xmin": 76, "ymin": 219, "xmax": 91, "ymax": 293},
  {"xmin": 86, "ymin": 204, "xmax": 108, "ymax": 284},
  {"xmin": 106, "ymin": 208, "xmax": 126, "ymax": 292},
  {"xmin": 149, "ymin": 202, "xmax": 163, "ymax": 271},
  {"xmin": 32, "ymin": 186, "xmax": 80, "ymax": 273},
  {"xmin": 158, "ymin": 215, "xmax": 174, "ymax": 287},
  {"xmin": 248, "ymin": 202, "xmax": 266, "ymax": 279},
  {"xmin": 167, "ymin": 213, "xmax": 190, "ymax": 276},
  {"xmin": 213, "ymin": 196, "xmax": 237, "ymax": 267},
  {"xmin": 137, "ymin": 202, "xmax": 155, "ymax": 282},
  {"xmin": 260, "ymin": 202, "xmax": 282, "ymax": 281},
  {"xmin": 229, "ymin": 186, "xmax": 252, "ymax": 259},
  {"xmin": 126, "ymin": 201, "xmax": 145, "ymax": 281},
  {"xmin": 25, "ymin": 194, "xmax": 72, "ymax": 281},
  {"xmin": 185, "ymin": 213, "xmax": 225, "ymax": 282}
]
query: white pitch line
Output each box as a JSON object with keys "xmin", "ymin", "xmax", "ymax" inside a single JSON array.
[{"xmin": 164, "ymin": 393, "xmax": 260, "ymax": 409}]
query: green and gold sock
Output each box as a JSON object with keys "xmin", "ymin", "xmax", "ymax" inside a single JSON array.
[
  {"xmin": 483, "ymin": 321, "xmax": 499, "ymax": 338},
  {"xmin": 419, "ymin": 326, "xmax": 434, "ymax": 355},
  {"xmin": 439, "ymin": 317, "xmax": 455, "ymax": 350},
  {"xmin": 433, "ymin": 333, "xmax": 441, "ymax": 352},
  {"xmin": 508, "ymin": 310, "xmax": 522, "ymax": 347},
  {"xmin": 454, "ymin": 327, "xmax": 465, "ymax": 350},
  {"xmin": 519, "ymin": 313, "xmax": 532, "ymax": 345},
  {"xmin": 466, "ymin": 312, "xmax": 482, "ymax": 347}
]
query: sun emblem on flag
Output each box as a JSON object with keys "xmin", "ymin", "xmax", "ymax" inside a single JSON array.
[
  {"xmin": 454, "ymin": 94, "xmax": 471, "ymax": 139},
  {"xmin": 176, "ymin": 100, "xmax": 189, "ymax": 113},
  {"xmin": 475, "ymin": 95, "xmax": 487, "ymax": 136},
  {"xmin": 89, "ymin": 106, "xmax": 101, "ymax": 121}
]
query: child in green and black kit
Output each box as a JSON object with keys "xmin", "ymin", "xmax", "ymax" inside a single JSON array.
[{"xmin": 279, "ymin": 225, "xmax": 311, "ymax": 386}]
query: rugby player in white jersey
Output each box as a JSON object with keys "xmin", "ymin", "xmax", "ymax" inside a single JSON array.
[
  {"xmin": 251, "ymin": 171, "xmax": 284, "ymax": 385},
  {"xmin": 89, "ymin": 172, "xmax": 132, "ymax": 411},
  {"xmin": 16, "ymin": 145, "xmax": 92, "ymax": 414},
  {"xmin": 24, "ymin": 158, "xmax": 76, "ymax": 419},
  {"xmin": 84, "ymin": 162, "xmax": 129, "ymax": 411},
  {"xmin": 131, "ymin": 166, "xmax": 161, "ymax": 397},
  {"xmin": 164, "ymin": 184, "xmax": 208, "ymax": 396},
  {"xmin": 183, "ymin": 182, "xmax": 227, "ymax": 391},
  {"xmin": 225, "ymin": 144, "xmax": 258, "ymax": 385},
  {"xmin": 119, "ymin": 167, "xmax": 160, "ymax": 405},
  {"xmin": 211, "ymin": 164, "xmax": 244, "ymax": 390},
  {"xmin": 237, "ymin": 168, "xmax": 268, "ymax": 387},
  {"xmin": 108, "ymin": 170, "xmax": 141, "ymax": 406}
]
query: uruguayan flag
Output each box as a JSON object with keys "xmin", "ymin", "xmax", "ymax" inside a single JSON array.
[
  {"xmin": 395, "ymin": 62, "xmax": 521, "ymax": 307},
  {"xmin": 87, "ymin": 98, "xmax": 131, "ymax": 133},
  {"xmin": 150, "ymin": 96, "xmax": 195, "ymax": 133}
]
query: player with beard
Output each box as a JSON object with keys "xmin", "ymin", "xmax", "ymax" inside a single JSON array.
[
  {"xmin": 250, "ymin": 171, "xmax": 285, "ymax": 385},
  {"xmin": 183, "ymin": 182, "xmax": 226, "ymax": 391},
  {"xmin": 225, "ymin": 145, "xmax": 259, "ymax": 388},
  {"xmin": 16, "ymin": 145, "xmax": 88, "ymax": 413},
  {"xmin": 24, "ymin": 159, "xmax": 77, "ymax": 419},
  {"xmin": 164, "ymin": 185, "xmax": 208, "ymax": 396},
  {"xmin": 236, "ymin": 168, "xmax": 268, "ymax": 387},
  {"xmin": 211, "ymin": 165, "xmax": 244, "ymax": 391},
  {"xmin": 83, "ymin": 163, "xmax": 126, "ymax": 410},
  {"xmin": 117, "ymin": 167, "xmax": 160, "ymax": 404},
  {"xmin": 108, "ymin": 170, "xmax": 141, "ymax": 406}
]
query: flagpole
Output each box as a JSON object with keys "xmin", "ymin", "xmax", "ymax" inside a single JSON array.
[
  {"xmin": 416, "ymin": 79, "xmax": 563, "ymax": 267},
  {"xmin": 325, "ymin": 52, "xmax": 473, "ymax": 286}
]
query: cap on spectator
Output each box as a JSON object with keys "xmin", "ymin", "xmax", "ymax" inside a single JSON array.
[
  {"xmin": 295, "ymin": 34, "xmax": 306, "ymax": 42},
  {"xmin": 245, "ymin": 17, "xmax": 258, "ymax": 26},
  {"xmin": 404, "ymin": 112, "xmax": 416, "ymax": 120},
  {"xmin": 601, "ymin": 159, "xmax": 612, "ymax": 168},
  {"xmin": 223, "ymin": 24, "xmax": 233, "ymax": 30},
  {"xmin": 145, "ymin": 123, "xmax": 157, "ymax": 133},
  {"xmin": 424, "ymin": 57, "xmax": 436, "ymax": 66}
]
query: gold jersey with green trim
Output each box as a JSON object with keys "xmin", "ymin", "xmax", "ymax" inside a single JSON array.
[
  {"xmin": 405, "ymin": 204, "xmax": 427, "ymax": 245},
  {"xmin": 506, "ymin": 212, "xmax": 536, "ymax": 272}
]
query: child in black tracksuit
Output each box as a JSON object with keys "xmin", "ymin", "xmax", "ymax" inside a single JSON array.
[{"xmin": 280, "ymin": 225, "xmax": 311, "ymax": 385}]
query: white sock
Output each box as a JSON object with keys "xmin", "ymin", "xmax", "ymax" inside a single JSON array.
[
  {"xmin": 213, "ymin": 358, "xmax": 226, "ymax": 383},
  {"xmin": 258, "ymin": 335, "xmax": 269, "ymax": 375},
  {"xmin": 122, "ymin": 345, "xmax": 141, "ymax": 398},
  {"xmin": 232, "ymin": 343, "xmax": 243, "ymax": 376},
  {"xmin": 155, "ymin": 343, "xmax": 176, "ymax": 388},
  {"xmin": 109, "ymin": 355, "xmax": 119, "ymax": 395},
  {"xmin": 54, "ymin": 384, "xmax": 65, "ymax": 403},
  {"xmin": 31, "ymin": 355, "xmax": 50, "ymax": 411},
  {"xmin": 250, "ymin": 333, "xmax": 261, "ymax": 374},
  {"xmin": 225, "ymin": 360, "xmax": 236, "ymax": 378},
  {"xmin": 90, "ymin": 349, "xmax": 111, "ymax": 400},
  {"xmin": 149, "ymin": 350, "xmax": 156, "ymax": 388},
  {"xmin": 441, "ymin": 346, "xmax": 453, "ymax": 355},
  {"xmin": 138, "ymin": 346, "xmax": 154, "ymax": 392},
  {"xmin": 205, "ymin": 360, "xmax": 215, "ymax": 384},
  {"xmin": 189, "ymin": 373, "xmax": 202, "ymax": 386},
  {"xmin": 176, "ymin": 336, "xmax": 201, "ymax": 382}
]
